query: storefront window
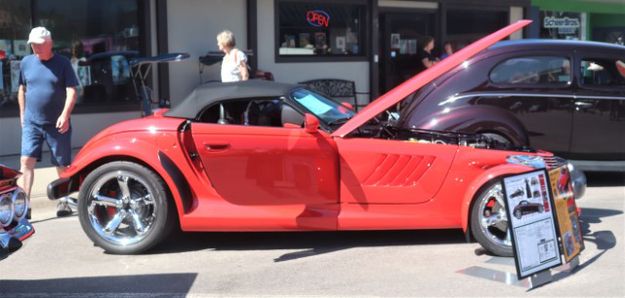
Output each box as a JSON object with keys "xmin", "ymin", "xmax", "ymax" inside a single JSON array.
[
  {"xmin": 446, "ymin": 9, "xmax": 508, "ymax": 49},
  {"xmin": 0, "ymin": 0, "xmax": 33, "ymax": 110},
  {"xmin": 0, "ymin": 0, "xmax": 145, "ymax": 116},
  {"xmin": 276, "ymin": 0, "xmax": 366, "ymax": 60}
]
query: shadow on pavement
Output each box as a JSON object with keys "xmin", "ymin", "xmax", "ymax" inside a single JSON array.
[
  {"xmin": 149, "ymin": 229, "xmax": 466, "ymax": 261},
  {"xmin": 585, "ymin": 172, "xmax": 625, "ymax": 187},
  {"xmin": 556, "ymin": 207, "xmax": 621, "ymax": 277},
  {"xmin": 0, "ymin": 273, "xmax": 197, "ymax": 296}
]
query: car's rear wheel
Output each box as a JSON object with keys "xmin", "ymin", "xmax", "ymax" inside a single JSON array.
[
  {"xmin": 470, "ymin": 180, "xmax": 513, "ymax": 257},
  {"xmin": 479, "ymin": 132, "xmax": 513, "ymax": 147},
  {"xmin": 78, "ymin": 161, "xmax": 175, "ymax": 254}
]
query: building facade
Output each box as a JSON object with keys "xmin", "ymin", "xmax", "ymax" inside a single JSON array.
[{"xmin": 2, "ymin": 0, "xmax": 621, "ymax": 156}]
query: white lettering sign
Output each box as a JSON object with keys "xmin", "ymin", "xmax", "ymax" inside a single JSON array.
[{"xmin": 543, "ymin": 17, "xmax": 580, "ymax": 29}]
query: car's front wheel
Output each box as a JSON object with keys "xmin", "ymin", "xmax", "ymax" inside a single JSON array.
[
  {"xmin": 78, "ymin": 161, "xmax": 175, "ymax": 254},
  {"xmin": 470, "ymin": 181, "xmax": 513, "ymax": 257}
]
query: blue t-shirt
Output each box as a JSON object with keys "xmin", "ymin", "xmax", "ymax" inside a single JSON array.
[{"xmin": 19, "ymin": 54, "xmax": 79, "ymax": 125}]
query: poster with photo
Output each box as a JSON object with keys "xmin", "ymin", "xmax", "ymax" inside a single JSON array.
[
  {"xmin": 0, "ymin": 39, "xmax": 12, "ymax": 56},
  {"xmin": 10, "ymin": 60, "xmax": 20, "ymax": 93},
  {"xmin": 314, "ymin": 32, "xmax": 327, "ymax": 50},
  {"xmin": 503, "ymin": 169, "xmax": 562, "ymax": 279},
  {"xmin": 336, "ymin": 36, "xmax": 346, "ymax": 51},
  {"xmin": 390, "ymin": 33, "xmax": 400, "ymax": 49},
  {"xmin": 13, "ymin": 40, "xmax": 29, "ymax": 57},
  {"xmin": 548, "ymin": 166, "xmax": 584, "ymax": 262}
]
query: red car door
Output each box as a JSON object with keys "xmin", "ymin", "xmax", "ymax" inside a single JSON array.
[
  {"xmin": 336, "ymin": 138, "xmax": 457, "ymax": 204},
  {"xmin": 191, "ymin": 123, "xmax": 339, "ymax": 207}
]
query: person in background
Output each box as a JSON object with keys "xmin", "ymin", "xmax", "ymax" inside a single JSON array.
[
  {"xmin": 217, "ymin": 30, "xmax": 249, "ymax": 82},
  {"xmin": 18, "ymin": 27, "xmax": 79, "ymax": 217},
  {"xmin": 417, "ymin": 36, "xmax": 437, "ymax": 73},
  {"xmin": 439, "ymin": 41, "xmax": 454, "ymax": 60}
]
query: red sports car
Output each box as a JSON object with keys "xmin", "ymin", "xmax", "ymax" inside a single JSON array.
[{"xmin": 48, "ymin": 20, "xmax": 585, "ymax": 256}]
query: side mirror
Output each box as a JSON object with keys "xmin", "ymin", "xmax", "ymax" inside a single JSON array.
[
  {"xmin": 304, "ymin": 113, "xmax": 319, "ymax": 133},
  {"xmin": 341, "ymin": 102, "xmax": 354, "ymax": 110}
]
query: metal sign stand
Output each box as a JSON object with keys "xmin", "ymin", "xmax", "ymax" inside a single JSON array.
[
  {"xmin": 528, "ymin": 270, "xmax": 553, "ymax": 289},
  {"xmin": 527, "ymin": 255, "xmax": 580, "ymax": 289}
]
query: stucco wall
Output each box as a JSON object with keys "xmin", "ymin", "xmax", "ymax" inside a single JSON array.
[
  {"xmin": 166, "ymin": 0, "xmax": 247, "ymax": 106},
  {"xmin": 256, "ymin": 0, "xmax": 371, "ymax": 106}
]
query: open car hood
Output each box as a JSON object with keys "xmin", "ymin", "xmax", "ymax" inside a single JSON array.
[{"xmin": 332, "ymin": 20, "xmax": 532, "ymax": 138}]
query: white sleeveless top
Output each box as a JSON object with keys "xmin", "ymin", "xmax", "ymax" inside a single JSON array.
[{"xmin": 220, "ymin": 49, "xmax": 247, "ymax": 82}]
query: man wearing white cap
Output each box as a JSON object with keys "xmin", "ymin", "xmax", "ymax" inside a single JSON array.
[{"xmin": 18, "ymin": 27, "xmax": 79, "ymax": 217}]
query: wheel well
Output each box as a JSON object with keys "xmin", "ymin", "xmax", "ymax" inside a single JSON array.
[{"xmin": 75, "ymin": 155, "xmax": 183, "ymax": 219}]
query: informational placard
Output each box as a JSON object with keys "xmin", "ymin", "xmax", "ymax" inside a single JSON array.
[
  {"xmin": 503, "ymin": 169, "xmax": 562, "ymax": 279},
  {"xmin": 548, "ymin": 166, "xmax": 584, "ymax": 262}
]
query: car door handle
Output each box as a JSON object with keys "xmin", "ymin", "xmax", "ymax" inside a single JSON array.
[{"xmin": 204, "ymin": 143, "xmax": 230, "ymax": 151}]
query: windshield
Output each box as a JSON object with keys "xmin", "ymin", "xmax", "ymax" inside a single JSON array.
[{"xmin": 290, "ymin": 88, "xmax": 355, "ymax": 126}]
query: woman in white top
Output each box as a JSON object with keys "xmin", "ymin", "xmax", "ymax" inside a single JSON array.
[{"xmin": 217, "ymin": 30, "xmax": 249, "ymax": 82}]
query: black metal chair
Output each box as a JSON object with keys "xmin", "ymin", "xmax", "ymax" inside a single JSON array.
[{"xmin": 298, "ymin": 78, "xmax": 366, "ymax": 111}]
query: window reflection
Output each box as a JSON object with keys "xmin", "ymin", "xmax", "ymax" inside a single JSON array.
[{"xmin": 0, "ymin": 0, "xmax": 143, "ymax": 112}]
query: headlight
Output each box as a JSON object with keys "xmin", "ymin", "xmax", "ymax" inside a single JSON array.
[
  {"xmin": 12, "ymin": 189, "xmax": 28, "ymax": 221},
  {"xmin": 0, "ymin": 193, "xmax": 14, "ymax": 227}
]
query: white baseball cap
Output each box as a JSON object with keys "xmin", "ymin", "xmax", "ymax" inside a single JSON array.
[{"xmin": 27, "ymin": 27, "xmax": 52, "ymax": 44}]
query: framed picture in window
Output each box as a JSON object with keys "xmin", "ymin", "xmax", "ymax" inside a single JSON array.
[
  {"xmin": 390, "ymin": 33, "xmax": 400, "ymax": 49},
  {"xmin": 336, "ymin": 36, "xmax": 346, "ymax": 52}
]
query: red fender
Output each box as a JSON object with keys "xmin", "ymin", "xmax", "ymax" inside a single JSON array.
[{"xmin": 61, "ymin": 131, "xmax": 191, "ymax": 220}]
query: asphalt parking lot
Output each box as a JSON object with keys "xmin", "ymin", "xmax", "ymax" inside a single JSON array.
[{"xmin": 0, "ymin": 171, "xmax": 623, "ymax": 297}]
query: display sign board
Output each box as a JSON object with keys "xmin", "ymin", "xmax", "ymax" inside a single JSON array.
[
  {"xmin": 548, "ymin": 166, "xmax": 585, "ymax": 262},
  {"xmin": 503, "ymin": 169, "xmax": 562, "ymax": 279}
]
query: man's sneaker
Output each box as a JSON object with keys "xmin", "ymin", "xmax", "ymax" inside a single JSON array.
[{"xmin": 56, "ymin": 200, "xmax": 73, "ymax": 217}]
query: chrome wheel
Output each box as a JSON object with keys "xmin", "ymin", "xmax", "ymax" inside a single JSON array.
[
  {"xmin": 86, "ymin": 170, "xmax": 158, "ymax": 247},
  {"xmin": 471, "ymin": 181, "xmax": 513, "ymax": 256}
]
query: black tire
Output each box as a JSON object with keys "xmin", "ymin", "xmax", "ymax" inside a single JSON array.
[
  {"xmin": 78, "ymin": 161, "xmax": 176, "ymax": 254},
  {"xmin": 479, "ymin": 132, "xmax": 513, "ymax": 148},
  {"xmin": 470, "ymin": 180, "xmax": 513, "ymax": 257}
]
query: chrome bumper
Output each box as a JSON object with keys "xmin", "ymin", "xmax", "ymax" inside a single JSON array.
[
  {"xmin": 0, "ymin": 217, "xmax": 35, "ymax": 254},
  {"xmin": 568, "ymin": 162, "xmax": 587, "ymax": 200}
]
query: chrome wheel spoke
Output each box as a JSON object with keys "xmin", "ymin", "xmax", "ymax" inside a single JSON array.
[
  {"xmin": 103, "ymin": 210, "xmax": 126, "ymax": 234},
  {"xmin": 92, "ymin": 195, "xmax": 122, "ymax": 208},
  {"xmin": 117, "ymin": 175, "xmax": 131, "ymax": 199},
  {"xmin": 134, "ymin": 194, "xmax": 154, "ymax": 206},
  {"xmin": 129, "ymin": 210, "xmax": 146, "ymax": 234},
  {"xmin": 481, "ymin": 213, "xmax": 504, "ymax": 228},
  {"xmin": 505, "ymin": 228, "xmax": 512, "ymax": 245}
]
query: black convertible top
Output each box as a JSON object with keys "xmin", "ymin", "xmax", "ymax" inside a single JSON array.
[{"xmin": 166, "ymin": 80, "xmax": 298, "ymax": 119}]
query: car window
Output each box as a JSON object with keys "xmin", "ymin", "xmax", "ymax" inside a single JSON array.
[
  {"xmin": 580, "ymin": 58, "xmax": 625, "ymax": 87},
  {"xmin": 490, "ymin": 56, "xmax": 571, "ymax": 85},
  {"xmin": 197, "ymin": 98, "xmax": 304, "ymax": 127},
  {"xmin": 291, "ymin": 88, "xmax": 354, "ymax": 125}
]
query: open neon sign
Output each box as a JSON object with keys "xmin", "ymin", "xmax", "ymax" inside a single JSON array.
[{"xmin": 306, "ymin": 10, "xmax": 330, "ymax": 28}]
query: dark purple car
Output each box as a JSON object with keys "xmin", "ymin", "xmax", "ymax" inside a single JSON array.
[{"xmin": 399, "ymin": 39, "xmax": 625, "ymax": 172}]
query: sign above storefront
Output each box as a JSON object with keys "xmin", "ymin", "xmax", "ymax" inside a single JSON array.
[
  {"xmin": 543, "ymin": 17, "xmax": 580, "ymax": 29},
  {"xmin": 306, "ymin": 10, "xmax": 330, "ymax": 28}
]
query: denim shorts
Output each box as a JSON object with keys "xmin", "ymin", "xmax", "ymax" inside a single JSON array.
[{"xmin": 21, "ymin": 123, "xmax": 72, "ymax": 167}]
